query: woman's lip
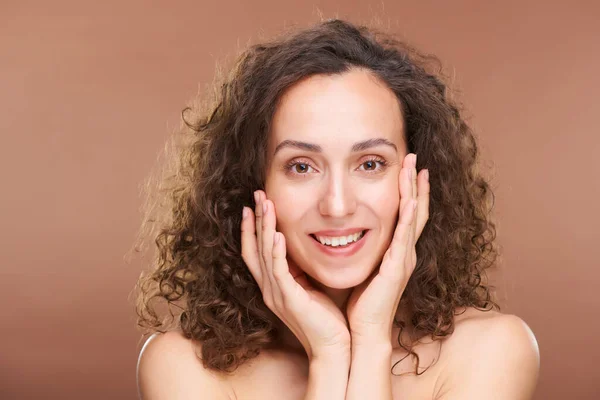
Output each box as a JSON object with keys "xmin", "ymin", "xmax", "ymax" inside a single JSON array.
[
  {"xmin": 310, "ymin": 229, "xmax": 368, "ymax": 240},
  {"xmin": 309, "ymin": 230, "xmax": 369, "ymax": 257}
]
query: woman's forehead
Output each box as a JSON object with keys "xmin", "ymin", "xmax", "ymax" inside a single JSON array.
[{"xmin": 269, "ymin": 70, "xmax": 405, "ymax": 155}]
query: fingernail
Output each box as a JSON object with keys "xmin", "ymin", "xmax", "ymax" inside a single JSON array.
[
  {"xmin": 254, "ymin": 191, "xmax": 259, "ymax": 204},
  {"xmin": 274, "ymin": 232, "xmax": 280, "ymax": 244},
  {"xmin": 424, "ymin": 169, "xmax": 429, "ymax": 182},
  {"xmin": 262, "ymin": 201, "xmax": 268, "ymax": 215},
  {"xmin": 413, "ymin": 153, "xmax": 417, "ymax": 167},
  {"xmin": 242, "ymin": 207, "xmax": 249, "ymax": 219},
  {"xmin": 408, "ymin": 167, "xmax": 413, "ymax": 180}
]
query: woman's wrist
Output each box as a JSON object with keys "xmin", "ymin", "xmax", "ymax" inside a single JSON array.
[
  {"xmin": 350, "ymin": 328, "xmax": 392, "ymax": 350},
  {"xmin": 310, "ymin": 344, "xmax": 351, "ymax": 365},
  {"xmin": 306, "ymin": 354, "xmax": 350, "ymax": 400},
  {"xmin": 346, "ymin": 340, "xmax": 393, "ymax": 400},
  {"xmin": 351, "ymin": 341, "xmax": 392, "ymax": 360}
]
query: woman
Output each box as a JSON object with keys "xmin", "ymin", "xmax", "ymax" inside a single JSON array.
[{"xmin": 134, "ymin": 18, "xmax": 539, "ymax": 399}]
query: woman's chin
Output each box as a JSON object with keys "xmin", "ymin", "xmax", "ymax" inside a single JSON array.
[{"xmin": 306, "ymin": 265, "xmax": 376, "ymax": 290}]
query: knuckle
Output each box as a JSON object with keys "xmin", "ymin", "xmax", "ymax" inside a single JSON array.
[
  {"xmin": 272, "ymin": 296, "xmax": 284, "ymax": 311},
  {"xmin": 261, "ymin": 247, "xmax": 272, "ymax": 261},
  {"xmin": 260, "ymin": 251, "xmax": 268, "ymax": 265},
  {"xmin": 241, "ymin": 247, "xmax": 258, "ymax": 263},
  {"xmin": 271, "ymin": 265, "xmax": 281, "ymax": 279},
  {"xmin": 241, "ymin": 249, "xmax": 252, "ymax": 263},
  {"xmin": 272, "ymin": 267, "xmax": 286, "ymax": 283},
  {"xmin": 394, "ymin": 237, "xmax": 408, "ymax": 249},
  {"xmin": 262, "ymin": 295, "xmax": 274, "ymax": 309},
  {"xmin": 280, "ymin": 291, "xmax": 297, "ymax": 311}
]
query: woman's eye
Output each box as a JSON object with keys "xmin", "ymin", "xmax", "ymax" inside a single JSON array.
[
  {"xmin": 363, "ymin": 160, "xmax": 377, "ymax": 170},
  {"xmin": 283, "ymin": 161, "xmax": 314, "ymax": 176},
  {"xmin": 293, "ymin": 163, "xmax": 311, "ymax": 174},
  {"xmin": 360, "ymin": 159, "xmax": 387, "ymax": 172},
  {"xmin": 285, "ymin": 158, "xmax": 387, "ymax": 176}
]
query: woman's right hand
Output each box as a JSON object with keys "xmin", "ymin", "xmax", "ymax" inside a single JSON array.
[{"xmin": 240, "ymin": 190, "xmax": 351, "ymax": 361}]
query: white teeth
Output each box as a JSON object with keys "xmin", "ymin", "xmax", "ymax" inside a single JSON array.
[{"xmin": 316, "ymin": 231, "xmax": 364, "ymax": 247}]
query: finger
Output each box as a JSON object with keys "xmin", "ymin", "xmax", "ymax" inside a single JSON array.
[
  {"xmin": 287, "ymin": 258, "xmax": 314, "ymax": 291},
  {"xmin": 383, "ymin": 198, "xmax": 417, "ymax": 274},
  {"xmin": 254, "ymin": 191, "xmax": 263, "ymax": 263},
  {"xmin": 407, "ymin": 200, "xmax": 417, "ymax": 270},
  {"xmin": 271, "ymin": 231, "xmax": 308, "ymax": 308},
  {"xmin": 240, "ymin": 206, "xmax": 262, "ymax": 286},
  {"xmin": 254, "ymin": 191, "xmax": 272, "ymax": 294},
  {"xmin": 261, "ymin": 198, "xmax": 278, "ymax": 288},
  {"xmin": 399, "ymin": 154, "xmax": 412, "ymax": 215},
  {"xmin": 263, "ymin": 198, "xmax": 291, "ymax": 306},
  {"xmin": 411, "ymin": 154, "xmax": 418, "ymax": 201},
  {"xmin": 415, "ymin": 168, "xmax": 430, "ymax": 240},
  {"xmin": 406, "ymin": 154, "xmax": 421, "ymax": 270},
  {"xmin": 410, "ymin": 154, "xmax": 418, "ymax": 246}
]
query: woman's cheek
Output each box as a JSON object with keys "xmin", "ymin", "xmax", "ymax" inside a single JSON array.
[
  {"xmin": 272, "ymin": 198, "xmax": 301, "ymax": 235},
  {"xmin": 365, "ymin": 181, "xmax": 400, "ymax": 239},
  {"xmin": 365, "ymin": 180, "xmax": 399, "ymax": 211}
]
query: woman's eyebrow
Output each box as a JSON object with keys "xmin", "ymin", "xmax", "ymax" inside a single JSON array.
[{"xmin": 273, "ymin": 138, "xmax": 397, "ymax": 156}]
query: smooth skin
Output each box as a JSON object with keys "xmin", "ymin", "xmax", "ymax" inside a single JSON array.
[{"xmin": 240, "ymin": 152, "xmax": 426, "ymax": 359}]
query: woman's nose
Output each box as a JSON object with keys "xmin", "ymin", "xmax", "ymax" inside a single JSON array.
[{"xmin": 317, "ymin": 174, "xmax": 357, "ymax": 217}]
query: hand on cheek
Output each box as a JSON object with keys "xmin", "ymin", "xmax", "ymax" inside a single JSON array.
[
  {"xmin": 345, "ymin": 153, "xmax": 430, "ymax": 346},
  {"xmin": 240, "ymin": 191, "xmax": 351, "ymax": 360}
]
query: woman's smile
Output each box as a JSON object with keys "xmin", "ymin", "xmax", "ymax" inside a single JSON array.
[{"xmin": 308, "ymin": 229, "xmax": 371, "ymax": 257}]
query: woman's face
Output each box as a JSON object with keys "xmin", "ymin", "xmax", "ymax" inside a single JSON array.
[{"xmin": 265, "ymin": 68, "xmax": 407, "ymax": 289}]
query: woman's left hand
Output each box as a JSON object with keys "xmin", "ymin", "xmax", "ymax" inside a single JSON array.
[{"xmin": 345, "ymin": 153, "xmax": 430, "ymax": 346}]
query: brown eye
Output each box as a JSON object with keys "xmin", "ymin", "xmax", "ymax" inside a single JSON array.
[
  {"xmin": 363, "ymin": 160, "xmax": 377, "ymax": 170},
  {"xmin": 285, "ymin": 161, "xmax": 314, "ymax": 176},
  {"xmin": 294, "ymin": 163, "xmax": 309, "ymax": 173},
  {"xmin": 359, "ymin": 157, "xmax": 388, "ymax": 173}
]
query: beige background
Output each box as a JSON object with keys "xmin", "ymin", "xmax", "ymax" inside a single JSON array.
[{"xmin": 2, "ymin": 1, "xmax": 598, "ymax": 399}]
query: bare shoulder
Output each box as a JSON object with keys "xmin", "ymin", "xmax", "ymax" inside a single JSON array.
[
  {"xmin": 435, "ymin": 308, "xmax": 540, "ymax": 399},
  {"xmin": 448, "ymin": 307, "xmax": 539, "ymax": 353},
  {"xmin": 137, "ymin": 330, "xmax": 233, "ymax": 400}
]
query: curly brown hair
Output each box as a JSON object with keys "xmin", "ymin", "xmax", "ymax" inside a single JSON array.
[{"xmin": 131, "ymin": 18, "xmax": 501, "ymax": 377}]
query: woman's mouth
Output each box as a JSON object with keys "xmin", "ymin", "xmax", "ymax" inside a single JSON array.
[{"xmin": 308, "ymin": 230, "xmax": 370, "ymax": 257}]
